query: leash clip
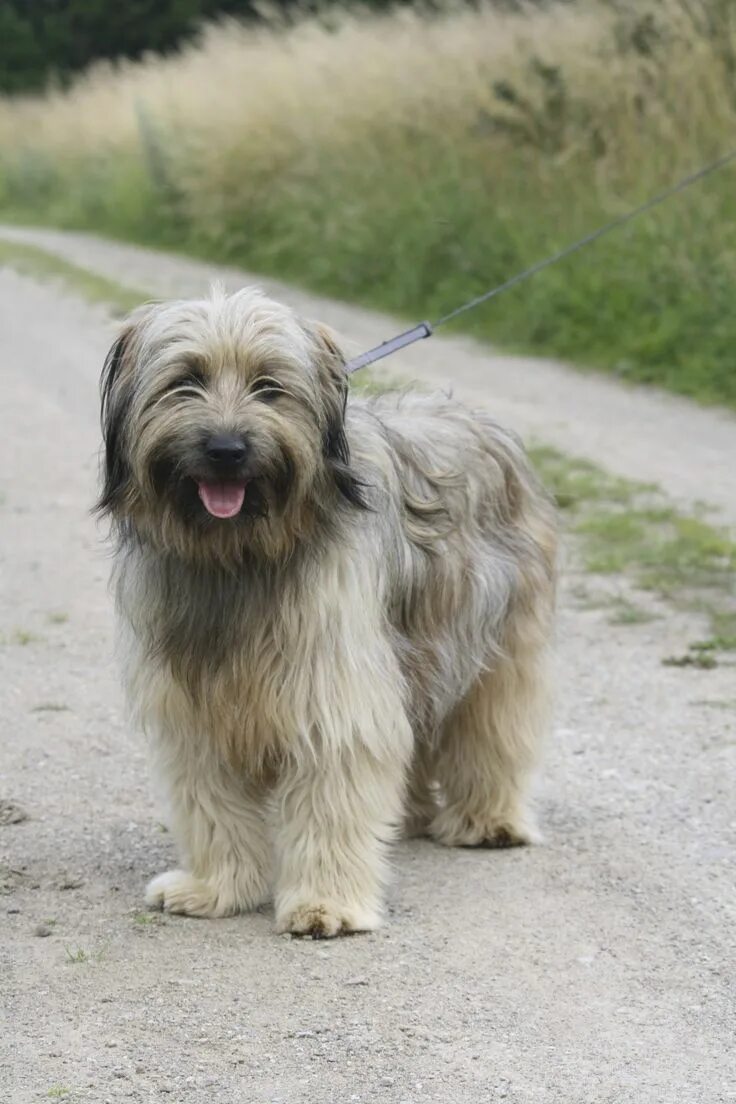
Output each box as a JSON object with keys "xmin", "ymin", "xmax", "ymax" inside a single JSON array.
[{"xmin": 345, "ymin": 321, "xmax": 433, "ymax": 375}]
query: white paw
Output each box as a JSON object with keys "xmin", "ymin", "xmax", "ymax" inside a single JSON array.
[
  {"xmin": 145, "ymin": 869, "xmax": 237, "ymax": 918},
  {"xmin": 275, "ymin": 899, "xmax": 381, "ymax": 939},
  {"xmin": 430, "ymin": 807, "xmax": 541, "ymax": 849}
]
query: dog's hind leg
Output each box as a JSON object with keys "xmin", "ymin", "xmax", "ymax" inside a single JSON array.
[
  {"xmin": 145, "ymin": 740, "xmax": 271, "ymax": 918},
  {"xmin": 403, "ymin": 739, "xmax": 440, "ymax": 838},
  {"xmin": 429, "ymin": 605, "xmax": 552, "ymax": 849}
]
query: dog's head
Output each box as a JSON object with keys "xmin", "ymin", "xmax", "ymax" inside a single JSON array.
[{"xmin": 97, "ymin": 287, "xmax": 367, "ymax": 561}]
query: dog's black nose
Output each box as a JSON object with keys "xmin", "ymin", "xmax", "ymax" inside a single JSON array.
[{"xmin": 205, "ymin": 434, "xmax": 248, "ymax": 466}]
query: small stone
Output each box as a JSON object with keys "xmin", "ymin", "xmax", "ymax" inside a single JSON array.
[
  {"xmin": 345, "ymin": 976, "xmax": 369, "ymax": 986},
  {"xmin": 7, "ymin": 907, "xmax": 20, "ymax": 915},
  {"xmin": 33, "ymin": 923, "xmax": 52, "ymax": 937},
  {"xmin": 58, "ymin": 877, "xmax": 83, "ymax": 890},
  {"xmin": 0, "ymin": 801, "xmax": 28, "ymax": 825}
]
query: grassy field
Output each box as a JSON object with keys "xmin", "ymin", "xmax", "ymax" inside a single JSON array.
[{"xmin": 1, "ymin": 0, "xmax": 736, "ymax": 405}]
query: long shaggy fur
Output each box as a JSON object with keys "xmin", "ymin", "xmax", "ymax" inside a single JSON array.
[{"xmin": 98, "ymin": 286, "xmax": 557, "ymax": 937}]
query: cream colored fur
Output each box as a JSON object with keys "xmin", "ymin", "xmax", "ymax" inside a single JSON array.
[{"xmin": 99, "ymin": 287, "xmax": 557, "ymax": 938}]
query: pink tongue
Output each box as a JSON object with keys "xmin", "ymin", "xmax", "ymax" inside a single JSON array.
[{"xmin": 197, "ymin": 481, "xmax": 247, "ymax": 519}]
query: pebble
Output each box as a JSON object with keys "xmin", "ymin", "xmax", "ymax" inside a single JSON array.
[
  {"xmin": 33, "ymin": 923, "xmax": 53, "ymax": 937},
  {"xmin": 58, "ymin": 876, "xmax": 84, "ymax": 890},
  {"xmin": 0, "ymin": 800, "xmax": 29, "ymax": 825}
]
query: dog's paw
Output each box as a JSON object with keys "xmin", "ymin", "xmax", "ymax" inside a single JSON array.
[
  {"xmin": 429, "ymin": 807, "xmax": 540, "ymax": 849},
  {"xmin": 145, "ymin": 870, "xmax": 237, "ymax": 918},
  {"xmin": 275, "ymin": 900, "xmax": 381, "ymax": 939}
]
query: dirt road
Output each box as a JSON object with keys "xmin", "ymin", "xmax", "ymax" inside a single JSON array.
[{"xmin": 0, "ymin": 235, "xmax": 734, "ymax": 1104}]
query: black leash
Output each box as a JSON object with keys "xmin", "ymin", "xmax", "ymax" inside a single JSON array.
[{"xmin": 344, "ymin": 148, "xmax": 736, "ymax": 375}]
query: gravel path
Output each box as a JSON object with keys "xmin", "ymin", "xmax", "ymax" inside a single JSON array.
[{"xmin": 0, "ymin": 240, "xmax": 734, "ymax": 1104}]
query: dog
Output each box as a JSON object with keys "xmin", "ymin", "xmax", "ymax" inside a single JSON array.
[{"xmin": 97, "ymin": 286, "xmax": 557, "ymax": 938}]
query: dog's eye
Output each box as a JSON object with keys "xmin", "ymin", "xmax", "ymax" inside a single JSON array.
[
  {"xmin": 250, "ymin": 377, "xmax": 284, "ymax": 403},
  {"xmin": 163, "ymin": 369, "xmax": 206, "ymax": 396}
]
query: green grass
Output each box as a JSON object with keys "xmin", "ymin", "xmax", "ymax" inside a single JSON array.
[
  {"xmin": 0, "ymin": 239, "xmax": 148, "ymax": 314},
  {"xmin": 531, "ymin": 445, "xmax": 736, "ymax": 653},
  {"xmin": 10, "ymin": 628, "xmax": 41, "ymax": 646},
  {"xmin": 606, "ymin": 598, "xmax": 658, "ymax": 626},
  {"xmin": 1, "ymin": 1, "xmax": 736, "ymax": 405},
  {"xmin": 64, "ymin": 947, "xmax": 89, "ymax": 964},
  {"xmin": 528, "ymin": 446, "xmax": 651, "ymax": 510},
  {"xmin": 133, "ymin": 911, "xmax": 164, "ymax": 926},
  {"xmin": 662, "ymin": 650, "xmax": 718, "ymax": 670},
  {"xmin": 64, "ymin": 944, "xmax": 107, "ymax": 964}
]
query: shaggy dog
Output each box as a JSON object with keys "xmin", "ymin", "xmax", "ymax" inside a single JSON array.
[{"xmin": 98, "ymin": 287, "xmax": 557, "ymax": 938}]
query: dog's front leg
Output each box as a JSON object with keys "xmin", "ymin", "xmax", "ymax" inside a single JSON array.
[
  {"xmin": 145, "ymin": 740, "xmax": 270, "ymax": 918},
  {"xmin": 273, "ymin": 705, "xmax": 412, "ymax": 938}
]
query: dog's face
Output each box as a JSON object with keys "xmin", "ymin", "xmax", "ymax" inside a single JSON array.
[{"xmin": 98, "ymin": 287, "xmax": 366, "ymax": 561}]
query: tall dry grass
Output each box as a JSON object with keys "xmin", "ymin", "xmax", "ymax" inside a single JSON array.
[{"xmin": 1, "ymin": 0, "xmax": 736, "ymax": 403}]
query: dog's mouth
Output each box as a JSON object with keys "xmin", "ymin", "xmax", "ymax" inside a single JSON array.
[{"xmin": 196, "ymin": 480, "xmax": 248, "ymax": 519}]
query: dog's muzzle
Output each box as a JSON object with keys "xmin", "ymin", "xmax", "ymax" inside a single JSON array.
[{"xmin": 197, "ymin": 433, "xmax": 250, "ymax": 519}]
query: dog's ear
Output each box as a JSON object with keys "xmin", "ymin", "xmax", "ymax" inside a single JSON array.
[
  {"xmin": 311, "ymin": 323, "xmax": 370, "ymax": 511},
  {"xmin": 96, "ymin": 320, "xmax": 138, "ymax": 517}
]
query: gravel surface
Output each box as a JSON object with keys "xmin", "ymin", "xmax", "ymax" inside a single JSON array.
[{"xmin": 0, "ymin": 244, "xmax": 734, "ymax": 1104}]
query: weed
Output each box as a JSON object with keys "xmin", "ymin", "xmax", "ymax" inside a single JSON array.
[
  {"xmin": 531, "ymin": 445, "xmax": 736, "ymax": 653},
  {"xmin": 528, "ymin": 447, "xmax": 647, "ymax": 511},
  {"xmin": 64, "ymin": 947, "xmax": 88, "ymax": 964},
  {"xmin": 690, "ymin": 636, "xmax": 736, "ymax": 653},
  {"xmin": 64, "ymin": 943, "xmax": 108, "ymax": 964},
  {"xmin": 606, "ymin": 599, "xmax": 658, "ymax": 626},
  {"xmin": 663, "ymin": 652, "xmax": 718, "ymax": 670},
  {"xmin": 134, "ymin": 911, "xmax": 163, "ymax": 926},
  {"xmin": 0, "ymin": 240, "xmax": 146, "ymax": 315}
]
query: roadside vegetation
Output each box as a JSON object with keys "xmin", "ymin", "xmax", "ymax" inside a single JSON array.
[
  {"xmin": 1, "ymin": 1, "xmax": 736, "ymax": 404},
  {"xmin": 531, "ymin": 445, "xmax": 736, "ymax": 662},
  {"xmin": 0, "ymin": 239, "xmax": 145, "ymax": 313}
]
